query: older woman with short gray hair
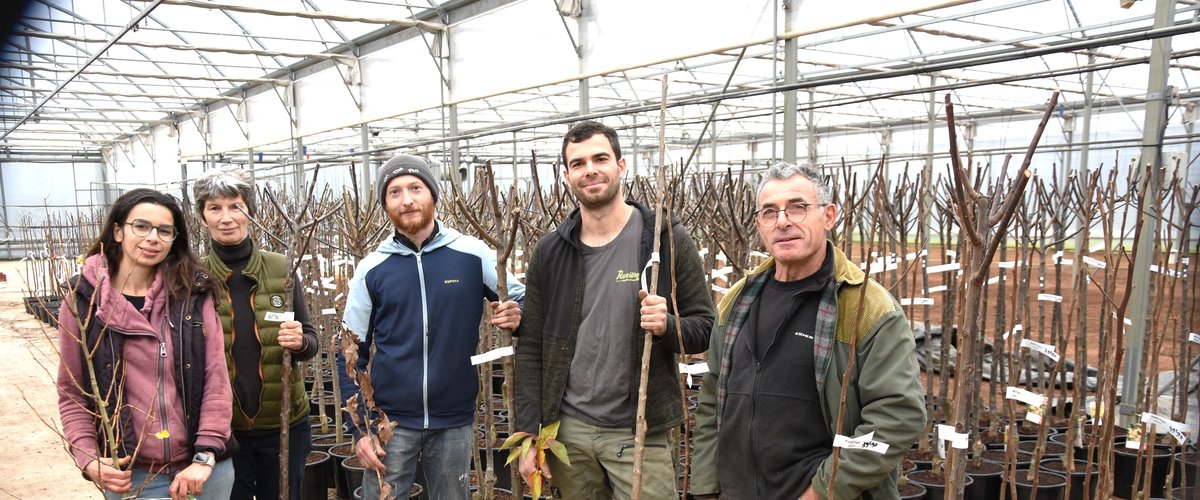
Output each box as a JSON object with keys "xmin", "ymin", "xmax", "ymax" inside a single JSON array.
[{"xmin": 194, "ymin": 166, "xmax": 318, "ymax": 500}]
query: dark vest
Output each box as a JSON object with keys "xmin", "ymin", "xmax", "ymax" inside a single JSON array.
[
  {"xmin": 72, "ymin": 273, "xmax": 218, "ymax": 459},
  {"xmin": 204, "ymin": 248, "xmax": 309, "ymax": 430}
]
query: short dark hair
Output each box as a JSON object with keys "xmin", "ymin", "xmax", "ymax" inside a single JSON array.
[
  {"xmin": 88, "ymin": 188, "xmax": 212, "ymax": 298},
  {"xmin": 561, "ymin": 121, "xmax": 621, "ymax": 166}
]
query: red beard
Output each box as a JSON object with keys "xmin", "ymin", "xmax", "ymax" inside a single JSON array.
[{"xmin": 388, "ymin": 201, "xmax": 435, "ymax": 235}]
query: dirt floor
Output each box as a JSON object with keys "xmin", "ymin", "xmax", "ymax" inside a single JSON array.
[{"xmin": 0, "ymin": 260, "xmax": 98, "ymax": 498}]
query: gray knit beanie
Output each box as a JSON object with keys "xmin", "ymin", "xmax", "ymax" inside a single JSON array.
[{"xmin": 376, "ymin": 154, "xmax": 439, "ymax": 207}]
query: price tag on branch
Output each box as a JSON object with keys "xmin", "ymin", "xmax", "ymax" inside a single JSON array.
[
  {"xmin": 1037, "ymin": 293, "xmax": 1063, "ymax": 303},
  {"xmin": 833, "ymin": 431, "xmax": 889, "ymax": 454},
  {"xmin": 1020, "ymin": 338, "xmax": 1061, "ymax": 362},
  {"xmin": 264, "ymin": 311, "xmax": 295, "ymax": 322},
  {"xmin": 1082, "ymin": 256, "xmax": 1107, "ymax": 269},
  {"xmin": 470, "ymin": 346, "xmax": 514, "ymax": 366},
  {"xmin": 937, "ymin": 424, "xmax": 969, "ymax": 450},
  {"xmin": 1141, "ymin": 413, "xmax": 1190, "ymax": 445},
  {"xmin": 321, "ymin": 308, "xmax": 337, "ymax": 316},
  {"xmin": 1188, "ymin": 332, "xmax": 1200, "ymax": 344},
  {"xmin": 900, "ymin": 298, "xmax": 935, "ymax": 306},
  {"xmin": 1006, "ymin": 386, "xmax": 1048, "ymax": 423}
]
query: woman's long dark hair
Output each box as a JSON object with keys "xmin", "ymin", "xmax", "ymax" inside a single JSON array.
[{"xmin": 87, "ymin": 188, "xmax": 213, "ymax": 299}]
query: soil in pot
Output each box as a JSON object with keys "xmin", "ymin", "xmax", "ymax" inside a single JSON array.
[
  {"xmin": 908, "ymin": 470, "xmax": 973, "ymax": 500},
  {"xmin": 1114, "ymin": 444, "xmax": 1174, "ymax": 500},
  {"xmin": 980, "ymin": 449, "xmax": 1035, "ymax": 469},
  {"xmin": 1016, "ymin": 440, "xmax": 1067, "ymax": 459},
  {"xmin": 904, "ymin": 447, "xmax": 937, "ymax": 471},
  {"xmin": 1039, "ymin": 458, "xmax": 1096, "ymax": 500},
  {"xmin": 1013, "ymin": 469, "xmax": 1066, "ymax": 500},
  {"xmin": 964, "ymin": 459, "xmax": 1005, "ymax": 500},
  {"xmin": 898, "ymin": 481, "xmax": 926, "ymax": 500},
  {"xmin": 303, "ymin": 450, "xmax": 331, "ymax": 500},
  {"xmin": 901, "ymin": 459, "xmax": 917, "ymax": 474}
]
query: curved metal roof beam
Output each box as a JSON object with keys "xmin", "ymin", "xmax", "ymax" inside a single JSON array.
[
  {"xmin": 301, "ymin": 0, "xmax": 351, "ymax": 45},
  {"xmin": 160, "ymin": 0, "xmax": 445, "ymax": 32}
]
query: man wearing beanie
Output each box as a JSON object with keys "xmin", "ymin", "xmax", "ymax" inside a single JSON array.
[{"xmin": 339, "ymin": 153, "xmax": 525, "ymax": 500}]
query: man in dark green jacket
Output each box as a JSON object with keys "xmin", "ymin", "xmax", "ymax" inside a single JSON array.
[
  {"xmin": 691, "ymin": 162, "xmax": 925, "ymax": 500},
  {"xmin": 513, "ymin": 121, "xmax": 715, "ymax": 499}
]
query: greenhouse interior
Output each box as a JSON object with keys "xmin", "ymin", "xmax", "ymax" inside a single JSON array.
[{"xmin": 0, "ymin": 0, "xmax": 1197, "ymax": 498}]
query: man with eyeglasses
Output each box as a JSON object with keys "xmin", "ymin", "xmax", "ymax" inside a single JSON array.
[{"xmin": 691, "ymin": 162, "xmax": 924, "ymax": 500}]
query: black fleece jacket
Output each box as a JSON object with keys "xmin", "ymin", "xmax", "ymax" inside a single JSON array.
[{"xmin": 514, "ymin": 200, "xmax": 716, "ymax": 435}]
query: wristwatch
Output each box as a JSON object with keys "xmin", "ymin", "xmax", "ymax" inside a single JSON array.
[{"xmin": 192, "ymin": 451, "xmax": 216, "ymax": 467}]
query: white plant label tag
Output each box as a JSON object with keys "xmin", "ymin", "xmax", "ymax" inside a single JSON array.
[
  {"xmin": 986, "ymin": 275, "xmax": 1004, "ymax": 286},
  {"xmin": 928, "ymin": 285, "xmax": 948, "ymax": 294},
  {"xmin": 1006, "ymin": 386, "xmax": 1046, "ymax": 407},
  {"xmin": 833, "ymin": 431, "xmax": 889, "ymax": 454},
  {"xmin": 679, "ymin": 362, "xmax": 710, "ymax": 388},
  {"xmin": 470, "ymin": 346, "xmax": 514, "ymax": 366},
  {"xmin": 1003, "ymin": 324, "xmax": 1023, "ymax": 341},
  {"xmin": 927, "ymin": 262, "xmax": 961, "ymax": 274},
  {"xmin": 321, "ymin": 308, "xmax": 337, "ymax": 316},
  {"xmin": 1125, "ymin": 439, "xmax": 1141, "ymax": 449},
  {"xmin": 900, "ymin": 298, "xmax": 935, "ymax": 306},
  {"xmin": 937, "ymin": 424, "xmax": 969, "ymax": 450},
  {"xmin": 1082, "ymin": 256, "xmax": 1107, "ymax": 269},
  {"xmin": 264, "ymin": 311, "xmax": 294, "ymax": 322},
  {"xmin": 1141, "ymin": 412, "xmax": 1190, "ymax": 444},
  {"xmin": 1190, "ymin": 333, "xmax": 1200, "ymax": 344},
  {"xmin": 997, "ymin": 261, "xmax": 1018, "ymax": 269},
  {"xmin": 1020, "ymin": 338, "xmax": 1061, "ymax": 362},
  {"xmin": 1037, "ymin": 293, "xmax": 1063, "ymax": 303}
]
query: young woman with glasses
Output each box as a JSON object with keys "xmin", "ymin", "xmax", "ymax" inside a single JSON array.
[{"xmin": 56, "ymin": 188, "xmax": 235, "ymax": 500}]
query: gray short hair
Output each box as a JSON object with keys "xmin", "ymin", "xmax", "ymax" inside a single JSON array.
[
  {"xmin": 193, "ymin": 166, "xmax": 256, "ymax": 217},
  {"xmin": 755, "ymin": 162, "xmax": 833, "ymax": 205}
]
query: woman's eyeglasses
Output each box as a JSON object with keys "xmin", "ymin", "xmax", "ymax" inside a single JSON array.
[{"xmin": 124, "ymin": 219, "xmax": 178, "ymax": 242}]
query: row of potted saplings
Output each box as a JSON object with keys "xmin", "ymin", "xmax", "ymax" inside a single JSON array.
[{"xmin": 901, "ymin": 413, "xmax": 1197, "ymax": 500}]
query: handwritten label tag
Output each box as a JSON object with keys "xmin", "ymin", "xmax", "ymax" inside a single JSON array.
[
  {"xmin": 1189, "ymin": 332, "xmax": 1200, "ymax": 344},
  {"xmin": 833, "ymin": 431, "xmax": 889, "ymax": 454},
  {"xmin": 927, "ymin": 262, "xmax": 961, "ymax": 274},
  {"xmin": 264, "ymin": 311, "xmax": 294, "ymax": 322},
  {"xmin": 470, "ymin": 346, "xmax": 514, "ymax": 366},
  {"xmin": 1006, "ymin": 386, "xmax": 1046, "ymax": 407},
  {"xmin": 1020, "ymin": 338, "xmax": 1061, "ymax": 362},
  {"xmin": 927, "ymin": 285, "xmax": 948, "ymax": 293},
  {"xmin": 1141, "ymin": 413, "xmax": 1190, "ymax": 444},
  {"xmin": 321, "ymin": 308, "xmax": 337, "ymax": 316},
  {"xmin": 1082, "ymin": 256, "xmax": 1107, "ymax": 269},
  {"xmin": 937, "ymin": 424, "xmax": 969, "ymax": 449},
  {"xmin": 1037, "ymin": 294, "xmax": 1063, "ymax": 303},
  {"xmin": 900, "ymin": 298, "xmax": 935, "ymax": 306}
]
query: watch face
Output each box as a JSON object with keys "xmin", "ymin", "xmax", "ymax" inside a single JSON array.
[{"xmin": 193, "ymin": 452, "xmax": 214, "ymax": 466}]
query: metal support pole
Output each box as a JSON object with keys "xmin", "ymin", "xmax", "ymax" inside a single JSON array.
[
  {"xmin": 921, "ymin": 75, "xmax": 936, "ymax": 248},
  {"xmin": 293, "ymin": 137, "xmax": 305, "ymax": 193},
  {"xmin": 361, "ymin": 123, "xmax": 372, "ymax": 196},
  {"xmin": 631, "ymin": 114, "xmax": 639, "ymax": 177},
  {"xmin": 1120, "ymin": 0, "xmax": 1173, "ymax": 423},
  {"xmin": 0, "ymin": 163, "xmax": 10, "ymax": 258},
  {"xmin": 579, "ymin": 76, "xmax": 590, "ymax": 115},
  {"xmin": 711, "ymin": 122, "xmax": 718, "ymax": 172},
  {"xmin": 248, "ymin": 148, "xmax": 255, "ymax": 182},
  {"xmin": 782, "ymin": 0, "xmax": 797, "ymax": 163},
  {"xmin": 806, "ymin": 90, "xmax": 817, "ymax": 166},
  {"xmin": 450, "ymin": 103, "xmax": 461, "ymax": 191}
]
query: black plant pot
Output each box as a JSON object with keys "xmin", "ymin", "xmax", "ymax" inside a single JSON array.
[
  {"xmin": 303, "ymin": 450, "xmax": 331, "ymax": 500},
  {"xmin": 1039, "ymin": 458, "xmax": 1096, "ymax": 500},
  {"xmin": 329, "ymin": 443, "xmax": 356, "ymax": 500},
  {"xmin": 341, "ymin": 456, "xmax": 366, "ymax": 500},
  {"xmin": 1013, "ymin": 469, "xmax": 1066, "ymax": 500},
  {"xmin": 1176, "ymin": 450, "xmax": 1199, "ymax": 488},
  {"xmin": 965, "ymin": 459, "xmax": 1005, "ymax": 500},
  {"xmin": 1114, "ymin": 444, "xmax": 1174, "ymax": 499}
]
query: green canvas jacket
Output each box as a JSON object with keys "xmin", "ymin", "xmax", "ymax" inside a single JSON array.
[{"xmin": 691, "ymin": 246, "xmax": 926, "ymax": 499}]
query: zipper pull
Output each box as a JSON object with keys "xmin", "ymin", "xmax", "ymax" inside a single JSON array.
[{"xmin": 160, "ymin": 341, "xmax": 167, "ymax": 358}]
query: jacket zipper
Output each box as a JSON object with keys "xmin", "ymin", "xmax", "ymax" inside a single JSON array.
[
  {"xmin": 158, "ymin": 339, "xmax": 171, "ymax": 469},
  {"xmin": 751, "ymin": 359, "xmax": 763, "ymax": 499},
  {"xmin": 615, "ymin": 442, "xmax": 666, "ymax": 458},
  {"xmin": 415, "ymin": 252, "xmax": 431, "ymax": 429}
]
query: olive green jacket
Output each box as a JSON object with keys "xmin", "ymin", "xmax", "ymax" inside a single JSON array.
[
  {"xmin": 204, "ymin": 248, "xmax": 310, "ymax": 430},
  {"xmin": 691, "ymin": 246, "xmax": 926, "ymax": 499}
]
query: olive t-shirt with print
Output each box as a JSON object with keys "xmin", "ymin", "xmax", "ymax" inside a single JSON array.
[{"xmin": 561, "ymin": 213, "xmax": 643, "ymax": 427}]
